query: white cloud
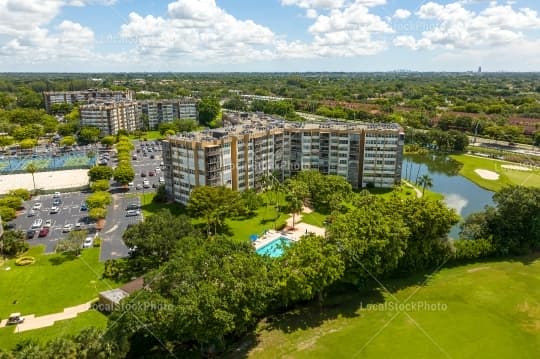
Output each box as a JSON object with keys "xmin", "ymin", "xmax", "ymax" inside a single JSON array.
[
  {"xmin": 396, "ymin": 1, "xmax": 540, "ymax": 50},
  {"xmin": 306, "ymin": 8, "xmax": 318, "ymax": 18},
  {"xmin": 393, "ymin": 9, "xmax": 411, "ymax": 19},
  {"xmin": 281, "ymin": 0, "xmax": 345, "ymax": 9}
]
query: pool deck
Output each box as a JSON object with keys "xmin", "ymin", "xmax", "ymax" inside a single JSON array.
[{"xmin": 252, "ymin": 207, "xmax": 326, "ymax": 250}]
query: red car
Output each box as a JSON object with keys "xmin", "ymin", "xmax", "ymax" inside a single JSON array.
[
  {"xmin": 38, "ymin": 227, "xmax": 49, "ymax": 237},
  {"xmin": 148, "ymin": 171, "xmax": 155, "ymax": 176}
]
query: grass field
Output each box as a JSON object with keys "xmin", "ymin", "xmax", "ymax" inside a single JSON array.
[
  {"xmin": 234, "ymin": 256, "xmax": 540, "ymax": 358},
  {"xmin": 0, "ymin": 246, "xmax": 119, "ymax": 319},
  {"xmin": 129, "ymin": 131, "xmax": 164, "ymax": 141},
  {"xmin": 451, "ymin": 154, "xmax": 540, "ymax": 191},
  {"xmin": 0, "ymin": 310, "xmax": 107, "ymax": 350}
]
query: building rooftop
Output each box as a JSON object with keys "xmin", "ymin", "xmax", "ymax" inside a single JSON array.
[{"xmin": 167, "ymin": 112, "xmax": 403, "ymax": 143}]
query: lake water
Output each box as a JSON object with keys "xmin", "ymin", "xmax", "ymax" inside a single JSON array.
[{"xmin": 402, "ymin": 154, "xmax": 494, "ymax": 238}]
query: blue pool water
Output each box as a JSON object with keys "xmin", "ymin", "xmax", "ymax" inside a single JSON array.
[{"xmin": 256, "ymin": 237, "xmax": 292, "ymax": 257}]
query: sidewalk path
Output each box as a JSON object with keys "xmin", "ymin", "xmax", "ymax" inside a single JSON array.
[
  {"xmin": 403, "ymin": 180, "xmax": 423, "ymax": 198},
  {"xmin": 285, "ymin": 206, "xmax": 325, "ymax": 240},
  {"xmin": 0, "ymin": 300, "xmax": 94, "ymax": 333}
]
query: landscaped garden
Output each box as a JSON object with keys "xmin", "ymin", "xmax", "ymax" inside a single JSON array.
[{"xmin": 233, "ymin": 256, "xmax": 540, "ymax": 358}]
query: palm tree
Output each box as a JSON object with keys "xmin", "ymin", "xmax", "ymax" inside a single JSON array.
[
  {"xmin": 288, "ymin": 197, "xmax": 303, "ymax": 230},
  {"xmin": 26, "ymin": 163, "xmax": 37, "ymax": 191},
  {"xmin": 418, "ymin": 174, "xmax": 433, "ymax": 196}
]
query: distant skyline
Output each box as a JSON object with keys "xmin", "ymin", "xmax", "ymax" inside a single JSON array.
[{"xmin": 1, "ymin": 0, "xmax": 540, "ymax": 72}]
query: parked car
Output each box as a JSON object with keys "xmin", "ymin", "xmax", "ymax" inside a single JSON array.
[
  {"xmin": 128, "ymin": 182, "xmax": 134, "ymax": 187},
  {"xmin": 62, "ymin": 224, "xmax": 73, "ymax": 233},
  {"xmin": 126, "ymin": 209, "xmax": 140, "ymax": 217},
  {"xmin": 152, "ymin": 182, "xmax": 158, "ymax": 188},
  {"xmin": 50, "ymin": 206, "xmax": 60, "ymax": 214},
  {"xmin": 52, "ymin": 198, "xmax": 62, "ymax": 206},
  {"xmin": 7, "ymin": 313, "xmax": 24, "ymax": 325},
  {"xmin": 44, "ymin": 219, "xmax": 52, "ymax": 228},
  {"xmin": 26, "ymin": 229, "xmax": 36, "ymax": 239},
  {"xmin": 143, "ymin": 180, "xmax": 151, "ymax": 188},
  {"xmin": 159, "ymin": 177, "xmax": 165, "ymax": 183},
  {"xmin": 150, "ymin": 155, "xmax": 155, "ymax": 159},
  {"xmin": 31, "ymin": 218, "xmax": 43, "ymax": 229},
  {"xmin": 82, "ymin": 236, "xmax": 93, "ymax": 248},
  {"xmin": 53, "ymin": 192, "xmax": 61, "ymax": 198},
  {"xmin": 75, "ymin": 222, "xmax": 82, "ymax": 230},
  {"xmin": 148, "ymin": 171, "xmax": 155, "ymax": 176},
  {"xmin": 6, "ymin": 222, "xmax": 15, "ymax": 230},
  {"xmin": 140, "ymin": 171, "xmax": 146, "ymax": 177},
  {"xmin": 80, "ymin": 202, "xmax": 88, "ymax": 211},
  {"xmin": 38, "ymin": 227, "xmax": 49, "ymax": 237},
  {"xmin": 27, "ymin": 209, "xmax": 35, "ymax": 217},
  {"xmin": 32, "ymin": 203, "xmax": 42, "ymax": 210},
  {"xmin": 135, "ymin": 183, "xmax": 143, "ymax": 190},
  {"xmin": 126, "ymin": 203, "xmax": 140, "ymax": 211}
]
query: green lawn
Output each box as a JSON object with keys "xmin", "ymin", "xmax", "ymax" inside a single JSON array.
[
  {"xmin": 0, "ymin": 310, "xmax": 107, "ymax": 350},
  {"xmin": 0, "ymin": 246, "xmax": 119, "ymax": 319},
  {"xmin": 234, "ymin": 256, "xmax": 540, "ymax": 358},
  {"xmin": 300, "ymin": 211, "xmax": 327, "ymax": 227},
  {"xmin": 137, "ymin": 192, "xmax": 187, "ymax": 218},
  {"xmin": 451, "ymin": 154, "xmax": 540, "ymax": 191}
]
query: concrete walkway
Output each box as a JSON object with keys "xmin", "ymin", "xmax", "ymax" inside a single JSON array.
[
  {"xmin": 285, "ymin": 206, "xmax": 326, "ymax": 240},
  {"xmin": 0, "ymin": 300, "xmax": 94, "ymax": 333},
  {"xmin": 403, "ymin": 180, "xmax": 423, "ymax": 198}
]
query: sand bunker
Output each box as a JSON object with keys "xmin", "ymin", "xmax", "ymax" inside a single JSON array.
[
  {"xmin": 475, "ymin": 169, "xmax": 500, "ymax": 180},
  {"xmin": 502, "ymin": 165, "xmax": 532, "ymax": 172}
]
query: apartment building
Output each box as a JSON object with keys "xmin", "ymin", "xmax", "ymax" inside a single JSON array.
[
  {"xmin": 80, "ymin": 101, "xmax": 140, "ymax": 136},
  {"xmin": 43, "ymin": 89, "xmax": 135, "ymax": 112},
  {"xmin": 138, "ymin": 99, "xmax": 198, "ymax": 129},
  {"xmin": 162, "ymin": 113, "xmax": 404, "ymax": 205}
]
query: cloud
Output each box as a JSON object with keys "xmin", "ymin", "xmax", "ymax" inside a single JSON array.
[
  {"xmin": 281, "ymin": 0, "xmax": 345, "ymax": 9},
  {"xmin": 393, "ymin": 9, "xmax": 411, "ymax": 19},
  {"xmin": 0, "ymin": 0, "xmax": 114, "ymax": 65},
  {"xmin": 395, "ymin": 1, "xmax": 540, "ymax": 50}
]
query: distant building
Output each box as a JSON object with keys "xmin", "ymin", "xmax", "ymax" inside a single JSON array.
[
  {"xmin": 80, "ymin": 101, "xmax": 140, "ymax": 136},
  {"xmin": 162, "ymin": 112, "xmax": 404, "ymax": 205},
  {"xmin": 43, "ymin": 89, "xmax": 135, "ymax": 112},
  {"xmin": 138, "ymin": 98, "xmax": 198, "ymax": 129},
  {"xmin": 478, "ymin": 66, "xmax": 482, "ymax": 73}
]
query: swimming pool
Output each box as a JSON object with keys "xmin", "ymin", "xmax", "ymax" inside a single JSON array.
[{"xmin": 256, "ymin": 236, "xmax": 292, "ymax": 257}]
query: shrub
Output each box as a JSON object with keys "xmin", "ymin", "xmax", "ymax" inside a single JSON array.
[
  {"xmin": 452, "ymin": 238, "xmax": 495, "ymax": 261},
  {"xmin": 15, "ymin": 256, "xmax": 35, "ymax": 266},
  {"xmin": 93, "ymin": 237, "xmax": 101, "ymax": 248}
]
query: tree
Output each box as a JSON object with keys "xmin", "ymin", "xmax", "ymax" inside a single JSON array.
[
  {"xmin": 123, "ymin": 210, "xmax": 195, "ymax": 271},
  {"xmin": 88, "ymin": 166, "xmax": 113, "ymax": 182},
  {"xmin": 534, "ymin": 131, "xmax": 540, "ymax": 148},
  {"xmin": 16, "ymin": 88, "xmax": 42, "ymax": 108},
  {"xmin": 19, "ymin": 138, "xmax": 37, "ymax": 149},
  {"xmin": 8, "ymin": 188, "xmax": 31, "ymax": 201},
  {"xmin": 88, "ymin": 207, "xmax": 107, "ymax": 221},
  {"xmin": 197, "ymin": 97, "xmax": 220, "ymax": 126},
  {"xmin": 86, "ymin": 191, "xmax": 112, "ymax": 209},
  {"xmin": 327, "ymin": 198, "xmax": 410, "ymax": 285},
  {"xmin": 91, "ymin": 179, "xmax": 110, "ymax": 192},
  {"xmin": 286, "ymin": 196, "xmax": 303, "ymax": 229},
  {"xmin": 56, "ymin": 230, "xmax": 87, "ymax": 256},
  {"xmin": 0, "ymin": 230, "xmax": 29, "ymax": 257},
  {"xmin": 187, "ymin": 186, "xmax": 245, "ymax": 235},
  {"xmin": 100, "ymin": 136, "xmax": 116, "ymax": 147},
  {"xmin": 241, "ymin": 189, "xmax": 262, "ymax": 215},
  {"xmin": 60, "ymin": 136, "xmax": 76, "ymax": 147},
  {"xmin": 78, "ymin": 126, "xmax": 100, "ymax": 144},
  {"xmin": 25, "ymin": 163, "xmax": 37, "ymax": 191},
  {"xmin": 275, "ymin": 234, "xmax": 344, "ymax": 306},
  {"xmin": 113, "ymin": 165, "xmax": 135, "ymax": 186},
  {"xmin": 0, "ymin": 207, "xmax": 16, "ymax": 222},
  {"xmin": 153, "ymin": 184, "xmax": 168, "ymax": 203},
  {"xmin": 418, "ymin": 174, "xmax": 433, "ymax": 196}
]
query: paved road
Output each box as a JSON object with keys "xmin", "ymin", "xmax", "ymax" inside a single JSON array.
[{"xmin": 469, "ymin": 136, "xmax": 540, "ymax": 158}]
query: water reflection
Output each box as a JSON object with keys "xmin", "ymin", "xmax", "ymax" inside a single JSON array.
[{"xmin": 402, "ymin": 154, "xmax": 494, "ymax": 238}]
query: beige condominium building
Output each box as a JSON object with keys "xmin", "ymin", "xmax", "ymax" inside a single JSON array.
[
  {"xmin": 43, "ymin": 89, "xmax": 134, "ymax": 112},
  {"xmin": 161, "ymin": 113, "xmax": 404, "ymax": 205},
  {"xmin": 138, "ymin": 98, "xmax": 198, "ymax": 129},
  {"xmin": 80, "ymin": 101, "xmax": 140, "ymax": 136}
]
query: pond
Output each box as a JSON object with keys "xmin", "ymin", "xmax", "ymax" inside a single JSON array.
[{"xmin": 403, "ymin": 154, "xmax": 494, "ymax": 238}]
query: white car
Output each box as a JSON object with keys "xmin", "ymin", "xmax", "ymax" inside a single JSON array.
[
  {"xmin": 126, "ymin": 209, "xmax": 140, "ymax": 217},
  {"xmin": 82, "ymin": 236, "xmax": 93, "ymax": 248},
  {"xmin": 32, "ymin": 203, "xmax": 42, "ymax": 210},
  {"xmin": 128, "ymin": 182, "xmax": 134, "ymax": 187},
  {"xmin": 159, "ymin": 177, "xmax": 165, "ymax": 183},
  {"xmin": 155, "ymin": 167, "xmax": 161, "ymax": 173},
  {"xmin": 31, "ymin": 218, "xmax": 43, "ymax": 229},
  {"xmin": 62, "ymin": 224, "xmax": 73, "ymax": 233},
  {"xmin": 52, "ymin": 192, "xmax": 61, "ymax": 198},
  {"xmin": 50, "ymin": 206, "xmax": 60, "ymax": 214},
  {"xmin": 143, "ymin": 180, "xmax": 150, "ymax": 188},
  {"xmin": 75, "ymin": 222, "xmax": 82, "ymax": 230},
  {"xmin": 44, "ymin": 219, "xmax": 52, "ymax": 228}
]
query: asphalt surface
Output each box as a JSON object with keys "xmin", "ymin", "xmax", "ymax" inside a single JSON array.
[
  {"xmin": 10, "ymin": 191, "xmax": 96, "ymax": 253},
  {"xmin": 7, "ymin": 139, "xmax": 164, "ymax": 261}
]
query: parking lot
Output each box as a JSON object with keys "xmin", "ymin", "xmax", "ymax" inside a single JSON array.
[
  {"xmin": 6, "ymin": 139, "xmax": 164, "ymax": 259},
  {"xmin": 10, "ymin": 192, "xmax": 95, "ymax": 253}
]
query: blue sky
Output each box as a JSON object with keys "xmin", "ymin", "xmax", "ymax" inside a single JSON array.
[{"xmin": 1, "ymin": 0, "xmax": 540, "ymax": 72}]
